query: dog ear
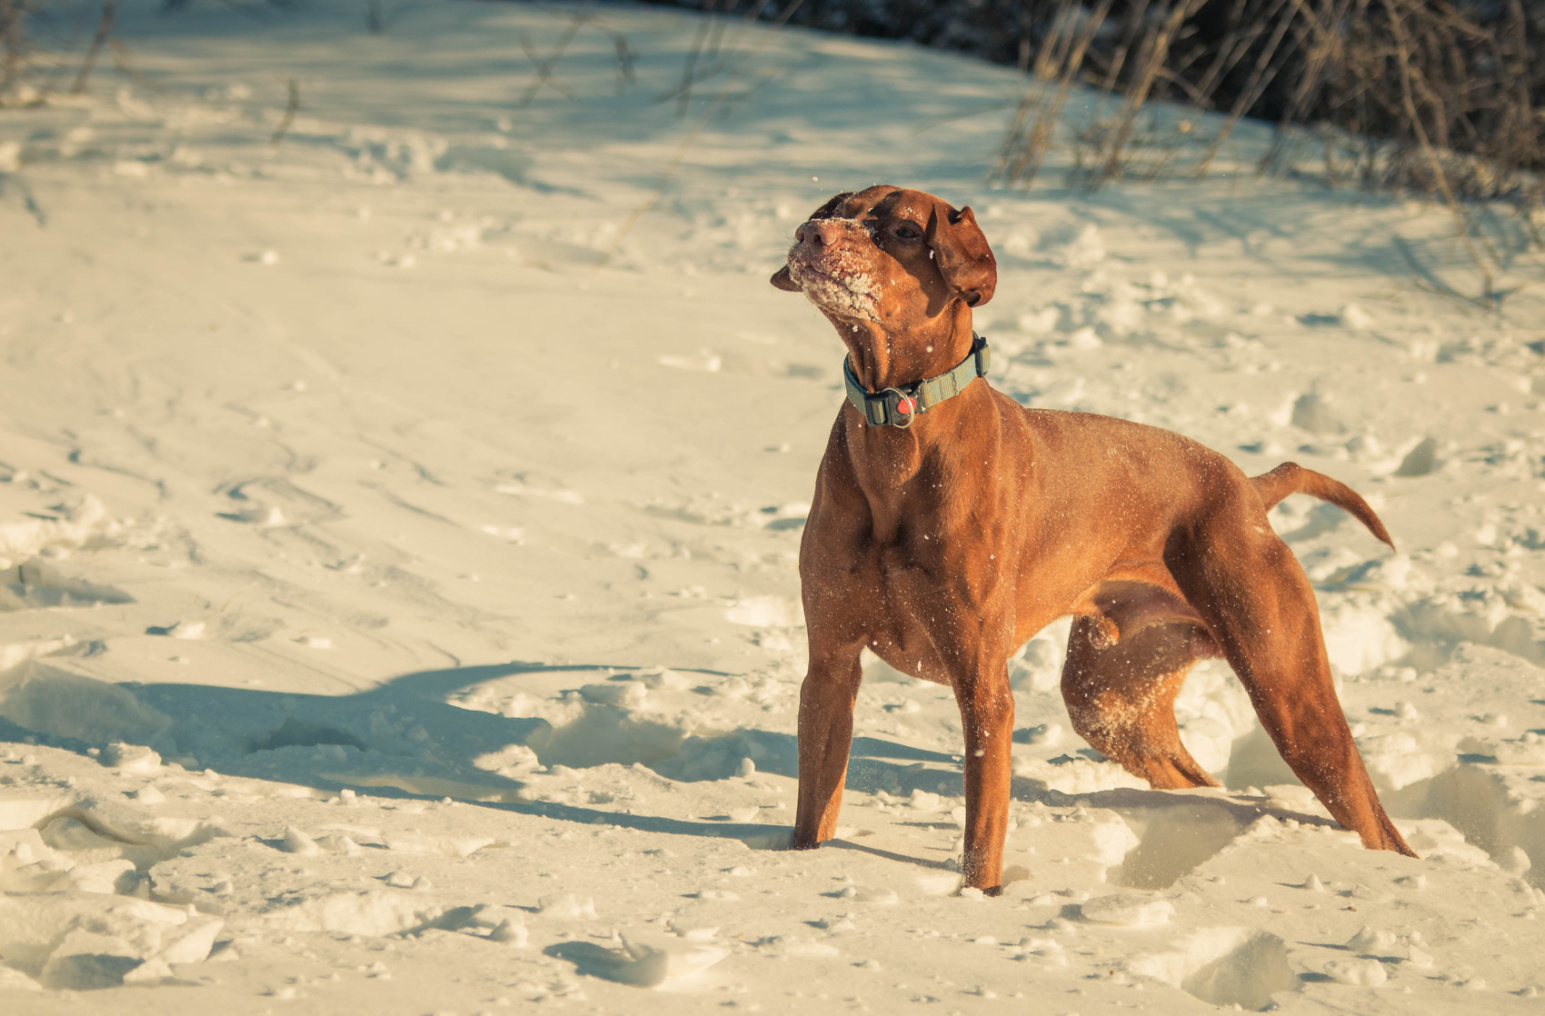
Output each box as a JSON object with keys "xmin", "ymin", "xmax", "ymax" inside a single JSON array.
[
  {"xmin": 770, "ymin": 265, "xmax": 800, "ymax": 291},
  {"xmin": 927, "ymin": 204, "xmax": 997, "ymax": 308}
]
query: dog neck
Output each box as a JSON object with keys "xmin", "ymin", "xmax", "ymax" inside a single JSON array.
[
  {"xmin": 829, "ymin": 301, "xmax": 995, "ymax": 529},
  {"xmin": 835, "ymin": 301, "xmax": 977, "ymax": 394}
]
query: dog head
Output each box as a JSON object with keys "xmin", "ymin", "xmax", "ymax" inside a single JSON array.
[{"xmin": 770, "ymin": 186, "xmax": 997, "ymax": 325}]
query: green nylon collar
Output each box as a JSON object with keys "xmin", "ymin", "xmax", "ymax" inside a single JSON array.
[{"xmin": 842, "ymin": 333, "xmax": 991, "ymax": 429}]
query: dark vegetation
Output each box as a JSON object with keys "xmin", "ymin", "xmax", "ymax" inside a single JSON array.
[{"xmin": 653, "ymin": 0, "xmax": 1543, "ymax": 192}]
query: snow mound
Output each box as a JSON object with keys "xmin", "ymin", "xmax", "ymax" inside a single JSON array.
[
  {"xmin": 1078, "ymin": 891, "xmax": 1174, "ymax": 927},
  {"xmin": 0, "ymin": 496, "xmax": 120, "ymax": 561},
  {"xmin": 0, "ymin": 893, "xmax": 221, "ymax": 989},
  {"xmin": 1129, "ymin": 928, "xmax": 1298, "ymax": 1010},
  {"xmin": 263, "ymin": 889, "xmax": 440, "ymax": 936}
]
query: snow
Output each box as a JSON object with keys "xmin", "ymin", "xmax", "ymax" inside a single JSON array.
[{"xmin": 0, "ymin": 0, "xmax": 1543, "ymax": 1011}]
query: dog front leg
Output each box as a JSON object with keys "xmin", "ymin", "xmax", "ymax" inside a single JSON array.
[
  {"xmin": 793, "ymin": 643, "xmax": 863, "ymax": 849},
  {"xmin": 957, "ymin": 673, "xmax": 1015, "ymax": 893}
]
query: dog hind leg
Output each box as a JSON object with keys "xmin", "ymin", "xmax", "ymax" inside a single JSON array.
[
  {"xmin": 1165, "ymin": 522, "xmax": 1415, "ymax": 856},
  {"xmin": 1061, "ymin": 616, "xmax": 1218, "ymax": 789}
]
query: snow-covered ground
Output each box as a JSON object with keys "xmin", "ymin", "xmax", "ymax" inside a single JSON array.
[{"xmin": 2, "ymin": 1, "xmax": 1544, "ymax": 1011}]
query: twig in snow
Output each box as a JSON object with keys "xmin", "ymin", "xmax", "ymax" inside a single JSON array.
[
  {"xmin": 270, "ymin": 75, "xmax": 299, "ymax": 147},
  {"xmin": 1385, "ymin": 0, "xmax": 1496, "ymax": 308},
  {"xmin": 997, "ymin": 0, "xmax": 1113, "ymax": 188},
  {"xmin": 1096, "ymin": 0, "xmax": 1200, "ymax": 186},
  {"xmin": 106, "ymin": 36, "xmax": 143, "ymax": 88},
  {"xmin": 1193, "ymin": 0, "xmax": 1292, "ymax": 178},
  {"xmin": 596, "ymin": 0, "xmax": 805, "ymax": 270},
  {"xmin": 516, "ymin": 14, "xmax": 585, "ymax": 108},
  {"xmin": 70, "ymin": 0, "xmax": 115, "ymax": 94},
  {"xmin": 1, "ymin": 0, "xmax": 27, "ymax": 97},
  {"xmin": 1392, "ymin": 235, "xmax": 1528, "ymax": 312},
  {"xmin": 609, "ymin": 32, "xmax": 636, "ymax": 95}
]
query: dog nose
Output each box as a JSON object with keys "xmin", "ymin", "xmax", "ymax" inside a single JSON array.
[{"xmin": 797, "ymin": 220, "xmax": 844, "ymax": 248}]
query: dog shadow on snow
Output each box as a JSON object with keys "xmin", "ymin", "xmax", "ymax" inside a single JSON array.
[{"xmin": 0, "ymin": 656, "xmax": 1330, "ymax": 878}]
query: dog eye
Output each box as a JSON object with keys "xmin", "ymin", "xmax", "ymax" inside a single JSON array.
[{"xmin": 894, "ymin": 223, "xmax": 922, "ymax": 240}]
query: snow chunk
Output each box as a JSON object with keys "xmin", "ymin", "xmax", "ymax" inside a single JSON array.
[
  {"xmin": 0, "ymin": 637, "xmax": 77, "ymax": 672},
  {"xmin": 99, "ymin": 743, "xmax": 161, "ymax": 774},
  {"xmin": 725, "ymin": 595, "xmax": 802, "ymax": 628},
  {"xmin": 1346, "ymin": 926, "xmax": 1397, "ymax": 953},
  {"xmin": 1079, "ymin": 892, "xmax": 1174, "ymax": 928},
  {"xmin": 555, "ymin": 933, "xmax": 727, "ymax": 988},
  {"xmin": 1356, "ymin": 731, "xmax": 1440, "ymax": 791},
  {"xmin": 538, "ymin": 893, "xmax": 597, "ymax": 920},
  {"xmin": 1319, "ymin": 603, "xmax": 1409, "ymax": 676},
  {"xmin": 278, "ymin": 826, "xmax": 320, "ymax": 855},
  {"xmin": 579, "ymin": 681, "xmax": 648, "ymax": 709},
  {"xmin": 490, "ymin": 918, "xmax": 529, "ymax": 947},
  {"xmin": 263, "ymin": 890, "xmax": 435, "ymax": 936},
  {"xmin": 0, "ymin": 793, "xmax": 77, "ymax": 834},
  {"xmin": 1290, "ymin": 392, "xmax": 1341, "ymax": 434},
  {"xmin": 839, "ymin": 885, "xmax": 897, "ymax": 905},
  {"xmin": 1008, "ymin": 635, "xmax": 1064, "ymax": 692},
  {"xmin": 1055, "ymin": 224, "xmax": 1106, "ymax": 269},
  {"xmin": 0, "ymin": 893, "xmax": 221, "ymax": 987},
  {"xmin": 382, "ymin": 832, "xmax": 495, "ymax": 858},
  {"xmin": 1129, "ymin": 928, "xmax": 1298, "ymax": 1010},
  {"xmin": 1324, "ymin": 957, "xmax": 1388, "ymax": 986},
  {"xmin": 1394, "ymin": 436, "xmax": 1441, "ymax": 477},
  {"xmin": 0, "ymin": 496, "xmax": 118, "ymax": 560},
  {"xmin": 1, "ymin": 670, "xmax": 168, "ymax": 759},
  {"xmin": 636, "ymin": 668, "xmax": 690, "ymax": 691},
  {"xmin": 1341, "ymin": 304, "xmax": 1376, "ymax": 331}
]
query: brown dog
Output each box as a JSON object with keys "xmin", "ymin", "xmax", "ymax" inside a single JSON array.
[{"xmin": 771, "ymin": 185, "xmax": 1414, "ymax": 894}]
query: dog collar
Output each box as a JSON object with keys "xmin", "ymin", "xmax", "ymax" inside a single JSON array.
[{"xmin": 843, "ymin": 333, "xmax": 990, "ymax": 429}]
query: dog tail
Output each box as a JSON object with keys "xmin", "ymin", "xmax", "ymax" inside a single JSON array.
[{"xmin": 1251, "ymin": 462, "xmax": 1395, "ymax": 551}]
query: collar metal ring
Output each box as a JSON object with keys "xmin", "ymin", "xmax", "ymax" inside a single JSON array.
[{"xmin": 882, "ymin": 387, "xmax": 918, "ymax": 429}]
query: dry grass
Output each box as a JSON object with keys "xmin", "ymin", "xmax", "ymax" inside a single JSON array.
[
  {"xmin": 2, "ymin": 0, "xmax": 132, "ymax": 103},
  {"xmin": 637, "ymin": 0, "xmax": 1540, "ymax": 306},
  {"xmin": 1, "ymin": 0, "xmax": 33, "ymax": 98},
  {"xmin": 974, "ymin": 0, "xmax": 1543, "ymax": 308}
]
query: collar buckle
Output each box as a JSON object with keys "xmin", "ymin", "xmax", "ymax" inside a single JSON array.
[{"xmin": 881, "ymin": 387, "xmax": 918, "ymax": 429}]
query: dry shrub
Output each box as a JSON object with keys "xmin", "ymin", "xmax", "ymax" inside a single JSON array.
[
  {"xmin": 693, "ymin": 0, "xmax": 1544, "ymax": 200},
  {"xmin": 1, "ymin": 0, "xmax": 33, "ymax": 97},
  {"xmin": 1256, "ymin": 1, "xmax": 1541, "ymax": 203},
  {"xmin": 644, "ymin": 0, "xmax": 1542, "ymax": 305},
  {"xmin": 1, "ymin": 0, "xmax": 130, "ymax": 102}
]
